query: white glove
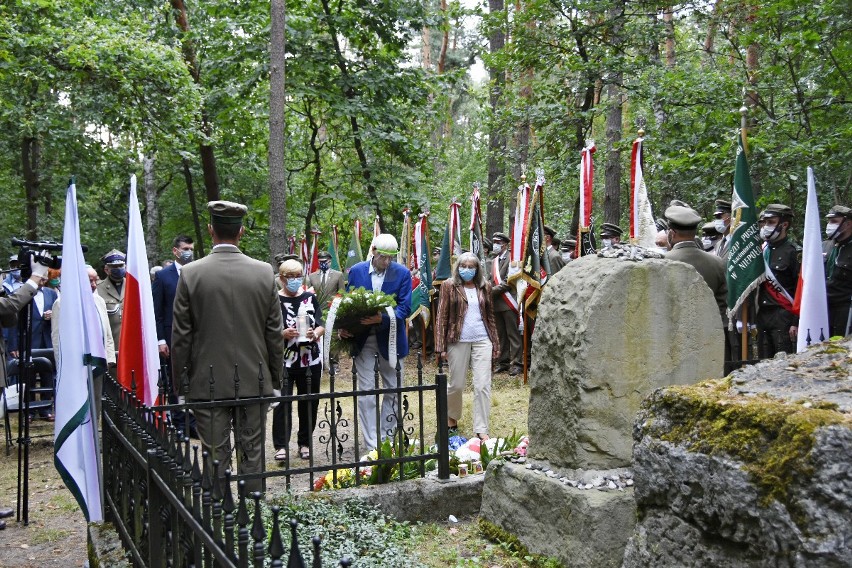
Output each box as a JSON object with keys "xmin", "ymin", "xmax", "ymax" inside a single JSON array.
[
  {"xmin": 30, "ymin": 254, "xmax": 49, "ymax": 280},
  {"xmin": 269, "ymin": 388, "xmax": 282, "ymax": 409}
]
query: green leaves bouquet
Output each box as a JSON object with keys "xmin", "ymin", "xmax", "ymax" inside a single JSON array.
[{"xmin": 333, "ymin": 287, "xmax": 397, "ymax": 345}]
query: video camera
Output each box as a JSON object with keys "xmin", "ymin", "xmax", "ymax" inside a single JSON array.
[{"xmin": 11, "ymin": 238, "xmax": 68, "ymax": 280}]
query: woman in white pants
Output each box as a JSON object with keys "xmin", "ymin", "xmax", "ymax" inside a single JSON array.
[{"xmin": 435, "ymin": 252, "xmax": 500, "ymax": 440}]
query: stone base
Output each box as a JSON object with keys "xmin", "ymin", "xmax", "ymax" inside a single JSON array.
[{"xmin": 479, "ymin": 461, "xmax": 636, "ymax": 567}]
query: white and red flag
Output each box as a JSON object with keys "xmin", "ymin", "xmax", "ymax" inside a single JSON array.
[
  {"xmin": 117, "ymin": 175, "xmax": 161, "ymax": 406},
  {"xmin": 509, "ymin": 179, "xmax": 531, "ymax": 282},
  {"xmin": 793, "ymin": 167, "xmax": 829, "ymax": 351},
  {"xmin": 577, "ymin": 143, "xmax": 596, "ymax": 257},
  {"xmin": 629, "ymin": 137, "xmax": 657, "ymax": 248}
]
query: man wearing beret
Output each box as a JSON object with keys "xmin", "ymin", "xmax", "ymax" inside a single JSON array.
[
  {"xmin": 96, "ymin": 249, "xmax": 126, "ymax": 348},
  {"xmin": 599, "ymin": 223, "xmax": 623, "ymax": 250},
  {"xmin": 823, "ymin": 205, "xmax": 852, "ymax": 337},
  {"xmin": 664, "ymin": 205, "xmax": 728, "ymax": 375},
  {"xmin": 756, "ymin": 205, "xmax": 800, "ymax": 357},
  {"xmin": 489, "ymin": 232, "xmax": 522, "ymax": 375},
  {"xmin": 171, "ymin": 201, "xmax": 284, "ymax": 492},
  {"xmin": 543, "ymin": 225, "xmax": 565, "ymax": 273}
]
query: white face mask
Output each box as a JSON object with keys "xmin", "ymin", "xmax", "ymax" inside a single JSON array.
[
  {"xmin": 601, "ymin": 239, "xmax": 612, "ymax": 249},
  {"xmin": 701, "ymin": 237, "xmax": 714, "ymax": 250},
  {"xmin": 714, "ymin": 219, "xmax": 728, "ymax": 234},
  {"xmin": 826, "ymin": 222, "xmax": 841, "ymax": 239},
  {"xmin": 493, "ymin": 243, "xmax": 504, "ymax": 254},
  {"xmin": 561, "ymin": 252, "xmax": 572, "ymax": 262},
  {"xmin": 760, "ymin": 225, "xmax": 779, "ymax": 242}
]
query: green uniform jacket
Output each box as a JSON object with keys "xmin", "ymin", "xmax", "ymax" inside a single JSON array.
[
  {"xmin": 1, "ymin": 283, "xmax": 36, "ymax": 387},
  {"xmin": 823, "ymin": 236, "xmax": 852, "ymax": 335},
  {"xmin": 171, "ymin": 245, "xmax": 285, "ymax": 400},
  {"xmin": 758, "ymin": 238, "xmax": 800, "ymax": 311},
  {"xmin": 96, "ymin": 277, "xmax": 124, "ymax": 348},
  {"xmin": 666, "ymin": 241, "xmax": 728, "ymax": 326}
]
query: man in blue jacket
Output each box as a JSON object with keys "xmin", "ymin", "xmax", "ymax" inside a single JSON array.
[{"xmin": 342, "ymin": 234, "xmax": 412, "ymax": 452}]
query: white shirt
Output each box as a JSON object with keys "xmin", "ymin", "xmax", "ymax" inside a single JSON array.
[{"xmin": 369, "ymin": 262, "xmax": 386, "ymax": 292}]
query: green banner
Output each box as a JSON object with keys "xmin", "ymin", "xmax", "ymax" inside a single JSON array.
[
  {"xmin": 433, "ymin": 225, "xmax": 452, "ymax": 283},
  {"xmin": 344, "ymin": 229, "xmax": 362, "ymax": 275},
  {"xmin": 726, "ymin": 134, "xmax": 765, "ymax": 322}
]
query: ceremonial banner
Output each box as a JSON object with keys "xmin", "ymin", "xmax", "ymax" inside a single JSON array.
[
  {"xmin": 409, "ymin": 214, "xmax": 433, "ymax": 326},
  {"xmin": 794, "ymin": 167, "xmax": 829, "ymax": 351},
  {"xmin": 344, "ymin": 221, "xmax": 363, "ymax": 276},
  {"xmin": 448, "ymin": 200, "xmax": 462, "ymax": 256},
  {"xmin": 434, "ymin": 219, "xmax": 454, "ymax": 283},
  {"xmin": 470, "ymin": 184, "xmax": 486, "ymax": 262},
  {"xmin": 519, "ymin": 171, "xmax": 551, "ymax": 318},
  {"xmin": 629, "ymin": 137, "xmax": 657, "ymax": 248},
  {"xmin": 328, "ymin": 225, "xmax": 342, "ymax": 271},
  {"xmin": 55, "ymin": 181, "xmax": 105, "ymax": 522},
  {"xmin": 398, "ymin": 208, "xmax": 412, "ymax": 266},
  {"xmin": 577, "ymin": 143, "xmax": 596, "ymax": 257},
  {"xmin": 308, "ymin": 229, "xmax": 321, "ymax": 274},
  {"xmin": 366, "ymin": 215, "xmax": 381, "ymax": 263},
  {"xmin": 726, "ymin": 134, "xmax": 765, "ymax": 323},
  {"xmin": 287, "ymin": 233, "xmax": 296, "ymax": 256},
  {"xmin": 509, "ymin": 180, "xmax": 531, "ymax": 282},
  {"xmin": 117, "ymin": 175, "xmax": 161, "ymax": 407}
]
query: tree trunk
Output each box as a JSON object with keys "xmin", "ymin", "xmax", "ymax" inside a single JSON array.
[
  {"xmin": 170, "ymin": 0, "xmax": 220, "ymax": 202},
  {"xmin": 182, "ymin": 159, "xmax": 206, "ymax": 257},
  {"xmin": 486, "ymin": 0, "xmax": 506, "ymax": 237},
  {"xmin": 663, "ymin": 8, "xmax": 676, "ymax": 68},
  {"xmin": 269, "ymin": 0, "xmax": 288, "ymax": 263},
  {"xmin": 703, "ymin": 0, "xmax": 722, "ymax": 62},
  {"xmin": 22, "ymin": 137, "xmax": 41, "ymax": 240},
  {"xmin": 603, "ymin": 0, "xmax": 625, "ymax": 226},
  {"xmin": 421, "ymin": 25, "xmax": 432, "ymax": 70},
  {"xmin": 143, "ymin": 152, "xmax": 159, "ymax": 267},
  {"xmin": 437, "ymin": 0, "xmax": 449, "ymax": 74}
]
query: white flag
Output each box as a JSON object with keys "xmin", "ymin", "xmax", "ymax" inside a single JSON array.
[
  {"xmin": 794, "ymin": 167, "xmax": 829, "ymax": 352},
  {"xmin": 54, "ymin": 182, "xmax": 105, "ymax": 522}
]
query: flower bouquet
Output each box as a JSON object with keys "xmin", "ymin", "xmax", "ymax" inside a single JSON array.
[{"xmin": 332, "ymin": 287, "xmax": 397, "ymax": 345}]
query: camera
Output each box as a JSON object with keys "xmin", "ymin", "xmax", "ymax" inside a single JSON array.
[{"xmin": 11, "ymin": 238, "xmax": 64, "ymax": 280}]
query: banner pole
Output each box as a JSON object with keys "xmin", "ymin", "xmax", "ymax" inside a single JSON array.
[{"xmin": 740, "ymin": 301, "xmax": 749, "ymax": 363}]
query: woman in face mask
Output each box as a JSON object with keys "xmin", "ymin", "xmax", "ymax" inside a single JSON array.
[
  {"xmin": 434, "ymin": 252, "xmax": 500, "ymax": 441},
  {"xmin": 272, "ymin": 259, "xmax": 325, "ymax": 461}
]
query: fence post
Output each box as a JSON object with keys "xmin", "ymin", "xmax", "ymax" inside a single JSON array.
[
  {"xmin": 146, "ymin": 449, "xmax": 163, "ymax": 568},
  {"xmin": 435, "ymin": 370, "xmax": 449, "ymax": 479}
]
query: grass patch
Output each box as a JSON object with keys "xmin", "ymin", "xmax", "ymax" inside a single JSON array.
[{"xmin": 28, "ymin": 527, "xmax": 72, "ymax": 544}]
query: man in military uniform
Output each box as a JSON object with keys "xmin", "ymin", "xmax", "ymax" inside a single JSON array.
[
  {"xmin": 599, "ymin": 223, "xmax": 623, "ymax": 249},
  {"xmin": 701, "ymin": 222, "xmax": 722, "ymax": 252},
  {"xmin": 490, "ymin": 232, "xmax": 522, "ymax": 375},
  {"xmin": 713, "ymin": 199, "xmax": 733, "ymax": 259},
  {"xmin": 664, "ymin": 204, "xmax": 728, "ymax": 376},
  {"xmin": 558, "ymin": 238, "xmax": 577, "ymax": 267},
  {"xmin": 756, "ymin": 204, "xmax": 800, "ymax": 357},
  {"xmin": 171, "ymin": 201, "xmax": 284, "ymax": 493},
  {"xmin": 308, "ymin": 250, "xmax": 345, "ymax": 303},
  {"xmin": 823, "ymin": 205, "xmax": 852, "ymax": 337},
  {"xmin": 543, "ymin": 225, "xmax": 565, "ymax": 273},
  {"xmin": 96, "ymin": 250, "xmax": 126, "ymax": 348}
]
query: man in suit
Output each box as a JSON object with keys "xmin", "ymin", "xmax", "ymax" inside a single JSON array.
[
  {"xmin": 308, "ymin": 250, "xmax": 344, "ymax": 304},
  {"xmin": 343, "ymin": 234, "xmax": 412, "ymax": 452},
  {"xmin": 96, "ymin": 249, "xmax": 126, "ymax": 349},
  {"xmin": 152, "ymin": 234, "xmax": 197, "ymax": 436},
  {"xmin": 664, "ymin": 204, "xmax": 728, "ymax": 377},
  {"xmin": 713, "ymin": 199, "xmax": 733, "ymax": 259},
  {"xmin": 489, "ymin": 232, "xmax": 522, "ymax": 376},
  {"xmin": 171, "ymin": 201, "xmax": 284, "ymax": 492},
  {"xmin": 0, "ymin": 254, "xmax": 47, "ymax": 529},
  {"xmin": 544, "ymin": 225, "xmax": 565, "ymax": 274}
]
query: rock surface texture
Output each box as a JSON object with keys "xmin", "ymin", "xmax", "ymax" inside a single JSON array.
[
  {"xmin": 529, "ymin": 256, "xmax": 724, "ymax": 469},
  {"xmin": 623, "ymin": 339, "xmax": 852, "ymax": 568}
]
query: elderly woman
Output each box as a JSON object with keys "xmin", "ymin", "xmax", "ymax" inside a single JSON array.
[
  {"xmin": 435, "ymin": 252, "xmax": 500, "ymax": 441},
  {"xmin": 272, "ymin": 259, "xmax": 325, "ymax": 461}
]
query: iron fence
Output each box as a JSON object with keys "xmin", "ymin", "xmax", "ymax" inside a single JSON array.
[{"xmin": 101, "ymin": 351, "xmax": 449, "ymax": 567}]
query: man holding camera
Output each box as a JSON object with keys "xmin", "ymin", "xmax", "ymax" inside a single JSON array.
[{"xmin": 0, "ymin": 253, "xmax": 50, "ymax": 529}]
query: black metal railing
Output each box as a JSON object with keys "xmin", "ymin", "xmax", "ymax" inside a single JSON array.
[{"xmin": 101, "ymin": 351, "xmax": 449, "ymax": 567}]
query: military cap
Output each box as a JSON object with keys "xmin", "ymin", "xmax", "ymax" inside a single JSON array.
[
  {"xmin": 655, "ymin": 218, "xmax": 669, "ymax": 232},
  {"xmin": 759, "ymin": 204, "xmax": 794, "ymax": 220},
  {"xmin": 207, "ymin": 200, "xmax": 247, "ymax": 225},
  {"xmin": 274, "ymin": 253, "xmax": 299, "ymax": 265},
  {"xmin": 317, "ymin": 250, "xmax": 332, "ymax": 260},
  {"xmin": 101, "ymin": 249, "xmax": 126, "ymax": 265},
  {"xmin": 665, "ymin": 205, "xmax": 702, "ymax": 231},
  {"xmin": 9, "ymin": 254, "xmax": 18, "ymax": 264},
  {"xmin": 669, "ymin": 199, "xmax": 691, "ymax": 208},
  {"xmin": 492, "ymin": 232, "xmax": 510, "ymax": 243},
  {"xmin": 825, "ymin": 205, "xmax": 852, "ymax": 220},
  {"xmin": 560, "ymin": 239, "xmax": 577, "ymax": 251},
  {"xmin": 432, "ymin": 246, "xmax": 442, "ymax": 255},
  {"xmin": 702, "ymin": 221, "xmax": 720, "ymax": 236},
  {"xmin": 714, "ymin": 199, "xmax": 732, "ymax": 214},
  {"xmin": 482, "ymin": 238, "xmax": 492, "ymax": 250},
  {"xmin": 543, "ymin": 225, "xmax": 556, "ymax": 238},
  {"xmin": 599, "ymin": 223, "xmax": 623, "ymax": 237}
]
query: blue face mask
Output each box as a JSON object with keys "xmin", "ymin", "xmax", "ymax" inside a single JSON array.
[
  {"xmin": 10, "ymin": 269, "xmax": 21, "ymax": 281},
  {"xmin": 285, "ymin": 278, "xmax": 303, "ymax": 293},
  {"xmin": 459, "ymin": 267, "xmax": 476, "ymax": 282},
  {"xmin": 319, "ymin": 261, "xmax": 330, "ymax": 271},
  {"xmin": 109, "ymin": 267, "xmax": 126, "ymax": 281}
]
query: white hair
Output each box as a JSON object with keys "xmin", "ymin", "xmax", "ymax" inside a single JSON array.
[{"xmin": 372, "ymin": 233, "xmax": 399, "ymax": 254}]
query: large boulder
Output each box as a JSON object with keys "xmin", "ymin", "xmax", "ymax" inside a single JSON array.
[
  {"xmin": 623, "ymin": 339, "xmax": 852, "ymax": 567},
  {"xmin": 529, "ymin": 256, "xmax": 724, "ymax": 469}
]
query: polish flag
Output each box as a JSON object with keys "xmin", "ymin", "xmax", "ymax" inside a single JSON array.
[
  {"xmin": 793, "ymin": 167, "xmax": 829, "ymax": 352},
  {"xmin": 117, "ymin": 175, "xmax": 161, "ymax": 405}
]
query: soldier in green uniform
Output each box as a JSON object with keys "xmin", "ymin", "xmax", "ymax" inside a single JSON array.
[
  {"xmin": 701, "ymin": 222, "xmax": 721, "ymax": 252},
  {"xmin": 543, "ymin": 225, "xmax": 565, "ymax": 273},
  {"xmin": 756, "ymin": 204, "xmax": 800, "ymax": 357},
  {"xmin": 599, "ymin": 223, "xmax": 623, "ymax": 249},
  {"xmin": 823, "ymin": 205, "xmax": 852, "ymax": 337},
  {"xmin": 96, "ymin": 249, "xmax": 126, "ymax": 348}
]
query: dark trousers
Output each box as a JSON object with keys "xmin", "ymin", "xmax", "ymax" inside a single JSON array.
[
  {"xmin": 828, "ymin": 303, "xmax": 851, "ymax": 338},
  {"xmin": 161, "ymin": 353, "xmax": 196, "ymax": 436},
  {"xmin": 272, "ymin": 364, "xmax": 321, "ymax": 449},
  {"xmin": 494, "ymin": 309, "xmax": 522, "ymax": 367},
  {"xmin": 756, "ymin": 306, "xmax": 796, "ymax": 359}
]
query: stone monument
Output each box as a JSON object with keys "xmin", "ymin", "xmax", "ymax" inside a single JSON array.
[{"xmin": 480, "ymin": 253, "xmax": 724, "ymax": 566}]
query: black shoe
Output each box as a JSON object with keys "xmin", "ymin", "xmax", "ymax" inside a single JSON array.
[
  {"xmin": 0, "ymin": 520, "xmax": 6, "ymax": 530},
  {"xmin": 509, "ymin": 365, "xmax": 522, "ymax": 376},
  {"xmin": 494, "ymin": 364, "xmax": 509, "ymax": 373},
  {"xmin": 0, "ymin": 507, "xmax": 13, "ymax": 519}
]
